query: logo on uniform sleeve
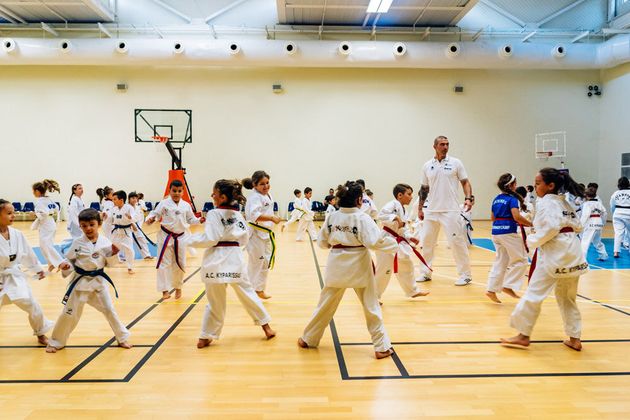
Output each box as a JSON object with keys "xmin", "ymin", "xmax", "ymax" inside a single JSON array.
[
  {"xmin": 92, "ymin": 253, "xmax": 100, "ymax": 259},
  {"xmin": 175, "ymin": 210, "xmax": 181, "ymax": 215},
  {"xmin": 9, "ymin": 254, "xmax": 16, "ymax": 262}
]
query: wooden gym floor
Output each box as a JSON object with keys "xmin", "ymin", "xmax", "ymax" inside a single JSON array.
[{"xmin": 1, "ymin": 221, "xmax": 630, "ymax": 418}]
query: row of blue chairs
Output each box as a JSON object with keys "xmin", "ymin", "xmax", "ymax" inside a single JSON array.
[
  {"xmin": 88, "ymin": 201, "xmax": 161, "ymax": 211},
  {"xmin": 12, "ymin": 202, "xmax": 62, "ymax": 212},
  {"xmin": 202, "ymin": 202, "xmax": 282, "ymax": 213},
  {"xmin": 287, "ymin": 201, "xmax": 327, "ymax": 212}
]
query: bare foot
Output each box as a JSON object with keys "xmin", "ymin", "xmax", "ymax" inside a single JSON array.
[
  {"xmin": 197, "ymin": 338, "xmax": 212, "ymax": 348},
  {"xmin": 127, "ymin": 269, "xmax": 135, "ymax": 275},
  {"xmin": 118, "ymin": 342, "xmax": 133, "ymax": 349},
  {"xmin": 297, "ymin": 338, "xmax": 309, "ymax": 348},
  {"xmin": 614, "ymin": 253, "xmax": 620, "ymax": 258},
  {"xmin": 175, "ymin": 289, "xmax": 182, "ymax": 299},
  {"xmin": 375, "ymin": 348, "xmax": 394, "ymax": 359},
  {"xmin": 500, "ymin": 334, "xmax": 530, "ymax": 349},
  {"xmin": 379, "ymin": 301, "xmax": 383, "ymax": 306},
  {"xmin": 256, "ymin": 291, "xmax": 272, "ymax": 300},
  {"xmin": 502, "ymin": 288, "xmax": 520, "ymax": 299},
  {"xmin": 162, "ymin": 291, "xmax": 171, "ymax": 300},
  {"xmin": 48, "ymin": 264, "xmax": 55, "ymax": 272},
  {"xmin": 37, "ymin": 335, "xmax": 48, "ymax": 346},
  {"xmin": 262, "ymin": 324, "xmax": 276, "ymax": 340},
  {"xmin": 563, "ymin": 337, "xmax": 582, "ymax": 351},
  {"xmin": 144, "ymin": 256, "xmax": 155, "ymax": 260},
  {"xmin": 281, "ymin": 224, "xmax": 285, "ymax": 232},
  {"xmin": 412, "ymin": 291, "xmax": 430, "ymax": 298},
  {"xmin": 486, "ymin": 291, "xmax": 502, "ymax": 303},
  {"xmin": 45, "ymin": 345, "xmax": 59, "ymax": 353}
]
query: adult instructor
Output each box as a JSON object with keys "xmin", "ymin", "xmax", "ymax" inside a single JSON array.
[{"xmin": 418, "ymin": 135, "xmax": 474, "ymax": 286}]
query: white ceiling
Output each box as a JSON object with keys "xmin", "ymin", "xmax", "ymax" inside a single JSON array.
[{"xmin": 0, "ymin": 0, "xmax": 114, "ymax": 23}]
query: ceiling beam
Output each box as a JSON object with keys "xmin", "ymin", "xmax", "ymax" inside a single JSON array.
[
  {"xmin": 97, "ymin": 21, "xmax": 111, "ymax": 37},
  {"xmin": 148, "ymin": 0, "xmax": 192, "ymax": 24},
  {"xmin": 412, "ymin": 0, "xmax": 433, "ymax": 29},
  {"xmin": 521, "ymin": 30, "xmax": 537, "ymax": 42},
  {"xmin": 570, "ymin": 30, "xmax": 589, "ymax": 43},
  {"xmin": 285, "ymin": 5, "xmax": 465, "ymax": 11},
  {"xmin": 0, "ymin": 10, "xmax": 17, "ymax": 23},
  {"xmin": 0, "ymin": 4, "xmax": 26, "ymax": 23},
  {"xmin": 536, "ymin": 0, "xmax": 589, "ymax": 27},
  {"xmin": 38, "ymin": 0, "xmax": 68, "ymax": 24},
  {"xmin": 41, "ymin": 21, "xmax": 58, "ymax": 36},
  {"xmin": 276, "ymin": 0, "xmax": 286, "ymax": 23},
  {"xmin": 449, "ymin": 0, "xmax": 479, "ymax": 25},
  {"xmin": 471, "ymin": 27, "xmax": 484, "ymax": 41},
  {"xmin": 478, "ymin": 0, "xmax": 525, "ymax": 28},
  {"xmin": 205, "ymin": 0, "xmax": 251, "ymax": 24},
  {"xmin": 79, "ymin": 0, "xmax": 115, "ymax": 22},
  {"xmin": 361, "ymin": 13, "xmax": 371, "ymax": 27}
]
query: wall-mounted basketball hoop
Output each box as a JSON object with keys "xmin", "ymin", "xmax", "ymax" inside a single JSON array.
[{"xmin": 535, "ymin": 131, "xmax": 566, "ymax": 168}]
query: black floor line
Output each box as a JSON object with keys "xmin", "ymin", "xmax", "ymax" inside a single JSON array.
[
  {"xmin": 339, "ymin": 338, "xmax": 630, "ymax": 346},
  {"xmin": 0, "ymin": 344, "xmax": 154, "ymax": 349},
  {"xmin": 577, "ymin": 293, "xmax": 630, "ymax": 317}
]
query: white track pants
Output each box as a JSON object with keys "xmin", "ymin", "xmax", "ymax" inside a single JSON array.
[
  {"xmin": 296, "ymin": 219, "xmax": 317, "ymax": 241},
  {"xmin": 48, "ymin": 288, "xmax": 130, "ymax": 348},
  {"xmin": 246, "ymin": 235, "xmax": 271, "ymax": 292},
  {"xmin": 0, "ymin": 293, "xmax": 54, "ymax": 336},
  {"xmin": 581, "ymin": 227, "xmax": 608, "ymax": 260},
  {"xmin": 156, "ymin": 230, "xmax": 187, "ymax": 292},
  {"xmin": 38, "ymin": 226, "xmax": 64, "ymax": 268},
  {"xmin": 375, "ymin": 251, "xmax": 422, "ymax": 299},
  {"xmin": 509, "ymin": 269, "xmax": 581, "ymax": 338},
  {"xmin": 134, "ymin": 231, "xmax": 152, "ymax": 259},
  {"xmin": 112, "ymin": 233, "xmax": 134, "ymax": 270},
  {"xmin": 613, "ymin": 215, "xmax": 630, "ymax": 254},
  {"xmin": 301, "ymin": 281, "xmax": 391, "ymax": 352},
  {"xmin": 199, "ymin": 282, "xmax": 271, "ymax": 340},
  {"xmin": 487, "ymin": 233, "xmax": 528, "ymax": 293},
  {"xmin": 421, "ymin": 211, "xmax": 471, "ymax": 280}
]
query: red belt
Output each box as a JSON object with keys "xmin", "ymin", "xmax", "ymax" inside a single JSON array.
[
  {"xmin": 494, "ymin": 217, "xmax": 529, "ymax": 253},
  {"xmin": 589, "ymin": 215, "xmax": 601, "ymax": 218},
  {"xmin": 156, "ymin": 226, "xmax": 185, "ymax": 272},
  {"xmin": 528, "ymin": 227, "xmax": 575, "ymax": 281},
  {"xmin": 215, "ymin": 241, "xmax": 239, "ymax": 247},
  {"xmin": 383, "ymin": 226, "xmax": 431, "ymax": 273}
]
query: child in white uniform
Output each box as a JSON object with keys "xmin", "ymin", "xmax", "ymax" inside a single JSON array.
[
  {"xmin": 502, "ymin": 168, "xmax": 587, "ymax": 351},
  {"xmin": 324, "ymin": 196, "xmax": 337, "ymax": 223},
  {"xmin": 296, "ymin": 187, "xmax": 317, "ymax": 241},
  {"xmin": 580, "ymin": 186, "xmax": 608, "ymax": 261},
  {"xmin": 0, "ymin": 199, "xmax": 53, "ymax": 345},
  {"xmin": 187, "ymin": 179, "xmax": 276, "ymax": 348},
  {"xmin": 375, "ymin": 184, "xmax": 430, "ymax": 301},
  {"xmin": 108, "ymin": 190, "xmax": 137, "ymax": 274},
  {"xmin": 357, "ymin": 179, "xmax": 378, "ymax": 219},
  {"xmin": 610, "ymin": 177, "xmax": 630, "ymax": 258},
  {"xmin": 67, "ymin": 183, "xmax": 86, "ymax": 240},
  {"xmin": 243, "ymin": 170, "xmax": 282, "ymax": 300},
  {"xmin": 31, "ymin": 179, "xmax": 64, "ymax": 272},
  {"xmin": 486, "ymin": 174, "xmax": 532, "ymax": 303},
  {"xmin": 281, "ymin": 189, "xmax": 302, "ymax": 232},
  {"xmin": 147, "ymin": 180, "xmax": 204, "ymax": 300},
  {"xmin": 298, "ymin": 182, "xmax": 398, "ymax": 359},
  {"xmin": 47, "ymin": 208, "xmax": 131, "ymax": 352},
  {"xmin": 128, "ymin": 192, "xmax": 154, "ymax": 260},
  {"xmin": 96, "ymin": 186, "xmax": 115, "ymax": 240}
]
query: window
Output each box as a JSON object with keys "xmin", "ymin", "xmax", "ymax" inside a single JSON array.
[{"xmin": 623, "ymin": 153, "xmax": 630, "ymax": 178}]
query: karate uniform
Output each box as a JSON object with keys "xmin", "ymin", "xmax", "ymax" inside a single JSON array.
[
  {"xmin": 187, "ymin": 205, "xmax": 271, "ymax": 340},
  {"xmin": 374, "ymin": 200, "xmax": 425, "ymax": 299},
  {"xmin": 32, "ymin": 197, "xmax": 64, "ymax": 268},
  {"xmin": 296, "ymin": 197, "xmax": 317, "ymax": 241},
  {"xmin": 419, "ymin": 155, "xmax": 472, "ymax": 284},
  {"xmin": 67, "ymin": 196, "xmax": 85, "ymax": 239},
  {"xmin": 487, "ymin": 194, "xmax": 528, "ymax": 293},
  {"xmin": 244, "ymin": 190, "xmax": 275, "ymax": 293},
  {"xmin": 360, "ymin": 193, "xmax": 378, "ymax": 219},
  {"xmin": 100, "ymin": 200, "xmax": 114, "ymax": 240},
  {"xmin": 150, "ymin": 198, "xmax": 200, "ymax": 292},
  {"xmin": 509, "ymin": 194, "xmax": 587, "ymax": 338},
  {"xmin": 0, "ymin": 227, "xmax": 53, "ymax": 336},
  {"xmin": 131, "ymin": 204, "xmax": 152, "ymax": 259},
  {"xmin": 283, "ymin": 196, "xmax": 304, "ymax": 229},
  {"xmin": 48, "ymin": 234, "xmax": 129, "ymax": 349},
  {"xmin": 610, "ymin": 189, "xmax": 630, "ymax": 255},
  {"xmin": 580, "ymin": 199, "xmax": 608, "ymax": 260},
  {"xmin": 300, "ymin": 207, "xmax": 397, "ymax": 352},
  {"xmin": 324, "ymin": 204, "xmax": 336, "ymax": 223},
  {"xmin": 110, "ymin": 204, "xmax": 136, "ymax": 269}
]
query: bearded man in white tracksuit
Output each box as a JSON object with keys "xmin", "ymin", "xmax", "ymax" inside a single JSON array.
[{"xmin": 417, "ymin": 135, "xmax": 474, "ymax": 286}]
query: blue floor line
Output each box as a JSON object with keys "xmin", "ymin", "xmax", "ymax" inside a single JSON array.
[
  {"xmin": 33, "ymin": 242, "xmax": 158, "ymax": 264},
  {"xmin": 471, "ymin": 238, "xmax": 630, "ymax": 270}
]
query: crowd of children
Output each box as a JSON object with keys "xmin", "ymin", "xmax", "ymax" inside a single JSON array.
[{"xmin": 1, "ymin": 170, "xmax": 629, "ymax": 359}]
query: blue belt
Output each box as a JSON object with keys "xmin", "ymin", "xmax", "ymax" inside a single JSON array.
[{"xmin": 62, "ymin": 266, "xmax": 118, "ymax": 305}]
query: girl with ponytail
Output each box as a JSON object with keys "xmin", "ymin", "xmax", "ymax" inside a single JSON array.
[{"xmin": 31, "ymin": 179, "xmax": 64, "ymax": 271}]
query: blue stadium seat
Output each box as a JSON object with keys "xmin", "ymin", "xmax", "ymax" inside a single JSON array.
[
  {"xmin": 90, "ymin": 202, "xmax": 101, "ymax": 211},
  {"xmin": 202, "ymin": 202, "xmax": 214, "ymax": 212},
  {"xmin": 288, "ymin": 202, "xmax": 295, "ymax": 212},
  {"xmin": 273, "ymin": 202, "xmax": 279, "ymax": 212},
  {"xmin": 22, "ymin": 202, "xmax": 35, "ymax": 212},
  {"xmin": 11, "ymin": 202, "xmax": 22, "ymax": 212}
]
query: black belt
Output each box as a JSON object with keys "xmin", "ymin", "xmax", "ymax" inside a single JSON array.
[
  {"xmin": 62, "ymin": 266, "xmax": 118, "ymax": 305},
  {"xmin": 617, "ymin": 205, "xmax": 630, "ymax": 209},
  {"xmin": 112, "ymin": 224, "xmax": 133, "ymax": 233}
]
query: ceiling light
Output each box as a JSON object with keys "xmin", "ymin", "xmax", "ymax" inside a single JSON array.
[{"xmin": 367, "ymin": 0, "xmax": 393, "ymax": 13}]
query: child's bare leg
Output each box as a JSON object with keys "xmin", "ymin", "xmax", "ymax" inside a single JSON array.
[
  {"xmin": 486, "ymin": 291, "xmax": 502, "ymax": 303},
  {"xmin": 563, "ymin": 337, "xmax": 582, "ymax": 351},
  {"xmin": 175, "ymin": 289, "xmax": 182, "ymax": 299},
  {"xmin": 118, "ymin": 341, "xmax": 133, "ymax": 349},
  {"xmin": 37, "ymin": 335, "xmax": 48, "ymax": 346},
  {"xmin": 162, "ymin": 291, "xmax": 171, "ymax": 300},
  {"xmin": 375, "ymin": 348, "xmax": 394, "ymax": 359},
  {"xmin": 500, "ymin": 333, "xmax": 530, "ymax": 349},
  {"xmin": 262, "ymin": 324, "xmax": 276, "ymax": 339},
  {"xmin": 502, "ymin": 288, "xmax": 520, "ymax": 299},
  {"xmin": 197, "ymin": 338, "xmax": 212, "ymax": 348}
]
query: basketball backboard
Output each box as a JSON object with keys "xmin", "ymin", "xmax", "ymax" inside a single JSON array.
[{"xmin": 134, "ymin": 109, "xmax": 192, "ymax": 148}]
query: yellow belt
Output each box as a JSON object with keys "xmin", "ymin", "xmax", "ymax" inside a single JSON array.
[{"xmin": 248, "ymin": 222, "xmax": 276, "ymax": 269}]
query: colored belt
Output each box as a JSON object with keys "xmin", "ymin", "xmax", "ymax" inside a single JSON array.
[
  {"xmin": 62, "ymin": 266, "xmax": 117, "ymax": 305},
  {"xmin": 589, "ymin": 214, "xmax": 602, "ymax": 218},
  {"xmin": 331, "ymin": 244, "xmax": 375, "ymax": 274},
  {"xmin": 494, "ymin": 217, "xmax": 530, "ymax": 253},
  {"xmin": 156, "ymin": 226, "xmax": 185, "ymax": 272},
  {"xmin": 248, "ymin": 222, "xmax": 276, "ymax": 269},
  {"xmin": 215, "ymin": 241, "xmax": 239, "ymax": 247},
  {"xmin": 527, "ymin": 227, "xmax": 574, "ymax": 281},
  {"xmin": 461, "ymin": 213, "xmax": 474, "ymax": 245},
  {"xmin": 383, "ymin": 226, "xmax": 431, "ymax": 273},
  {"xmin": 112, "ymin": 224, "xmax": 133, "ymax": 233},
  {"xmin": 616, "ymin": 205, "xmax": 630, "ymax": 209},
  {"xmin": 134, "ymin": 222, "xmax": 157, "ymax": 247}
]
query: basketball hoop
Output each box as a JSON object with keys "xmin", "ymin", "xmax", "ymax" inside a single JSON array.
[
  {"xmin": 535, "ymin": 151, "xmax": 553, "ymax": 160},
  {"xmin": 152, "ymin": 135, "xmax": 169, "ymax": 144}
]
